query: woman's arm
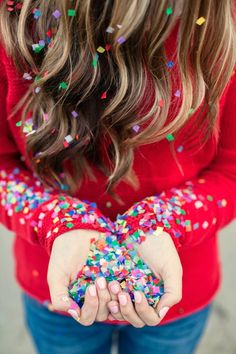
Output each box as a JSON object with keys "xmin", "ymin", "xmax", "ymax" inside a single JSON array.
[
  {"xmin": 0, "ymin": 42, "xmax": 114, "ymax": 255},
  {"xmin": 115, "ymin": 70, "xmax": 236, "ymax": 250}
]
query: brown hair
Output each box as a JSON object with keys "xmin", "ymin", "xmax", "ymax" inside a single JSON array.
[{"xmin": 0, "ymin": 0, "xmax": 235, "ymax": 201}]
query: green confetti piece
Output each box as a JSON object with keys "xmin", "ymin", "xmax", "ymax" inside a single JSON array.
[
  {"xmin": 68, "ymin": 9, "xmax": 76, "ymax": 16},
  {"xmin": 34, "ymin": 75, "xmax": 41, "ymax": 82},
  {"xmin": 166, "ymin": 7, "xmax": 173, "ymax": 15},
  {"xmin": 166, "ymin": 133, "xmax": 174, "ymax": 141},
  {"xmin": 59, "ymin": 81, "xmax": 68, "ymax": 90},
  {"xmin": 66, "ymin": 222, "xmax": 74, "ymax": 228},
  {"xmin": 59, "ymin": 196, "xmax": 66, "ymax": 201},
  {"xmin": 75, "ymin": 203, "xmax": 83, "ymax": 209},
  {"xmin": 60, "ymin": 202, "xmax": 70, "ymax": 209},
  {"xmin": 34, "ymin": 45, "xmax": 44, "ymax": 53},
  {"xmin": 189, "ymin": 108, "xmax": 194, "ymax": 115},
  {"xmin": 180, "ymin": 209, "xmax": 186, "ymax": 215},
  {"xmin": 16, "ymin": 121, "xmax": 22, "ymax": 127},
  {"xmin": 131, "ymin": 211, "xmax": 138, "ymax": 216},
  {"xmin": 185, "ymin": 220, "xmax": 191, "ymax": 226},
  {"xmin": 175, "ymin": 218, "xmax": 181, "ymax": 224},
  {"xmin": 207, "ymin": 195, "xmax": 214, "ymax": 201},
  {"xmin": 92, "ymin": 59, "xmax": 98, "ymax": 68}
]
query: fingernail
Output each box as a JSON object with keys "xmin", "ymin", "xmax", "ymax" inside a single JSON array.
[
  {"xmin": 111, "ymin": 306, "xmax": 119, "ymax": 314},
  {"xmin": 68, "ymin": 309, "xmax": 79, "ymax": 320},
  {"xmin": 111, "ymin": 283, "xmax": 119, "ymax": 294},
  {"xmin": 134, "ymin": 291, "xmax": 142, "ymax": 304},
  {"xmin": 97, "ymin": 277, "xmax": 106, "ymax": 290},
  {"xmin": 118, "ymin": 294, "xmax": 127, "ymax": 306},
  {"xmin": 158, "ymin": 307, "xmax": 169, "ymax": 319},
  {"xmin": 89, "ymin": 285, "xmax": 97, "ymax": 297},
  {"xmin": 69, "ymin": 301, "xmax": 79, "ymax": 310}
]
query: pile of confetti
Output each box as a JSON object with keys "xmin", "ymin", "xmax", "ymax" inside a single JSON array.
[{"xmin": 68, "ymin": 231, "xmax": 164, "ymax": 307}]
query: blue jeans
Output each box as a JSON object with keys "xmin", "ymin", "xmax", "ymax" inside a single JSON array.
[{"xmin": 22, "ymin": 292, "xmax": 211, "ymax": 354}]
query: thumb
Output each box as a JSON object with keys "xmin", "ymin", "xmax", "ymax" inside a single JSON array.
[
  {"xmin": 48, "ymin": 274, "xmax": 81, "ymax": 321},
  {"xmin": 155, "ymin": 270, "xmax": 182, "ymax": 320}
]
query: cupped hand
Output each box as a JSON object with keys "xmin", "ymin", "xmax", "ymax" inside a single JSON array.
[
  {"xmin": 107, "ymin": 231, "xmax": 183, "ymax": 326},
  {"xmin": 47, "ymin": 229, "xmax": 112, "ymax": 325}
]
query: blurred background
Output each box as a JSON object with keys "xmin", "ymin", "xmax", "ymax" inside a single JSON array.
[{"xmin": 1, "ymin": 222, "xmax": 236, "ymax": 354}]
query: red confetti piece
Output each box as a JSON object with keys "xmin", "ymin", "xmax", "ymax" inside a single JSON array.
[{"xmin": 101, "ymin": 91, "xmax": 107, "ymax": 99}]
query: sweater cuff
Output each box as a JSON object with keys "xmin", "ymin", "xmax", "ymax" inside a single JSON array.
[
  {"xmin": 115, "ymin": 195, "xmax": 185, "ymax": 250},
  {"xmin": 30, "ymin": 195, "xmax": 115, "ymax": 254}
]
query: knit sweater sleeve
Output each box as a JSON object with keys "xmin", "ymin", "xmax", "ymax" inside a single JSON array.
[
  {"xmin": 115, "ymin": 71, "xmax": 236, "ymax": 250},
  {"xmin": 0, "ymin": 46, "xmax": 114, "ymax": 255}
]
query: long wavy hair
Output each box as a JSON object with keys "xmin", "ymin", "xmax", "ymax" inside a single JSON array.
[{"xmin": 0, "ymin": 0, "xmax": 235, "ymax": 201}]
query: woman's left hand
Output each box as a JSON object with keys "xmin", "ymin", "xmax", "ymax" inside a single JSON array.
[{"xmin": 107, "ymin": 231, "xmax": 183, "ymax": 327}]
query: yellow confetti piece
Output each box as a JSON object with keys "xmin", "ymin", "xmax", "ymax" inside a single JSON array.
[
  {"xmin": 97, "ymin": 46, "xmax": 105, "ymax": 53},
  {"xmin": 196, "ymin": 17, "xmax": 206, "ymax": 25},
  {"xmin": 53, "ymin": 227, "xmax": 59, "ymax": 233},
  {"xmin": 23, "ymin": 207, "xmax": 29, "ymax": 214},
  {"xmin": 53, "ymin": 217, "xmax": 59, "ymax": 224},
  {"xmin": 221, "ymin": 199, "xmax": 227, "ymax": 207}
]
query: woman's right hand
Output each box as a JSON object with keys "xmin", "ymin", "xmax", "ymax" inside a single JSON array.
[{"xmin": 47, "ymin": 229, "xmax": 111, "ymax": 325}]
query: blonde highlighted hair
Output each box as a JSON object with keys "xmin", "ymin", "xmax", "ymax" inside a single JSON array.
[{"xmin": 0, "ymin": 0, "xmax": 235, "ymax": 201}]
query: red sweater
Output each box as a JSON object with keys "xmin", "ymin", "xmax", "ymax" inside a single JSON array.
[{"xmin": 1, "ymin": 21, "xmax": 236, "ymax": 325}]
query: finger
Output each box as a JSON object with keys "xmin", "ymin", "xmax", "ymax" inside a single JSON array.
[
  {"xmin": 48, "ymin": 273, "xmax": 81, "ymax": 320},
  {"xmin": 118, "ymin": 292, "xmax": 145, "ymax": 328},
  {"xmin": 133, "ymin": 291, "xmax": 160, "ymax": 326},
  {"xmin": 79, "ymin": 285, "xmax": 99, "ymax": 326},
  {"xmin": 155, "ymin": 263, "xmax": 183, "ymax": 321},
  {"xmin": 95, "ymin": 277, "xmax": 111, "ymax": 321},
  {"xmin": 107, "ymin": 300, "xmax": 125, "ymax": 321},
  {"xmin": 108, "ymin": 280, "xmax": 121, "ymax": 301}
]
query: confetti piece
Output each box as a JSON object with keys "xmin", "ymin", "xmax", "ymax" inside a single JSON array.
[
  {"xmin": 16, "ymin": 121, "xmax": 22, "ymax": 127},
  {"xmin": 68, "ymin": 9, "xmax": 76, "ymax": 17},
  {"xmin": 52, "ymin": 9, "xmax": 61, "ymax": 19},
  {"xmin": 64, "ymin": 135, "xmax": 73, "ymax": 144},
  {"xmin": 166, "ymin": 7, "xmax": 173, "ymax": 15},
  {"xmin": 71, "ymin": 111, "xmax": 78, "ymax": 118},
  {"xmin": 167, "ymin": 61, "xmax": 174, "ymax": 68},
  {"xmin": 32, "ymin": 43, "xmax": 44, "ymax": 53},
  {"xmin": 97, "ymin": 46, "xmax": 106, "ymax": 53},
  {"xmin": 33, "ymin": 9, "xmax": 41, "ymax": 19},
  {"xmin": 101, "ymin": 91, "xmax": 107, "ymax": 99},
  {"xmin": 105, "ymin": 44, "xmax": 112, "ymax": 51},
  {"xmin": 23, "ymin": 73, "xmax": 32, "ymax": 81},
  {"xmin": 166, "ymin": 134, "xmax": 174, "ymax": 141},
  {"xmin": 59, "ymin": 82, "xmax": 68, "ymax": 90},
  {"xmin": 158, "ymin": 99, "xmax": 164, "ymax": 107},
  {"xmin": 196, "ymin": 17, "xmax": 206, "ymax": 25},
  {"xmin": 174, "ymin": 90, "xmax": 181, "ymax": 97},
  {"xmin": 189, "ymin": 108, "xmax": 194, "ymax": 115},
  {"xmin": 132, "ymin": 125, "xmax": 140, "ymax": 133},
  {"xmin": 117, "ymin": 36, "xmax": 126, "ymax": 44},
  {"xmin": 92, "ymin": 53, "xmax": 99, "ymax": 68},
  {"xmin": 106, "ymin": 26, "xmax": 114, "ymax": 33},
  {"xmin": 177, "ymin": 145, "xmax": 184, "ymax": 152}
]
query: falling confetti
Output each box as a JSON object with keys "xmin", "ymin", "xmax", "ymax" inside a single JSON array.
[
  {"xmin": 166, "ymin": 7, "xmax": 173, "ymax": 16},
  {"xmin": 166, "ymin": 133, "xmax": 174, "ymax": 141},
  {"xmin": 196, "ymin": 17, "xmax": 206, "ymax": 26}
]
